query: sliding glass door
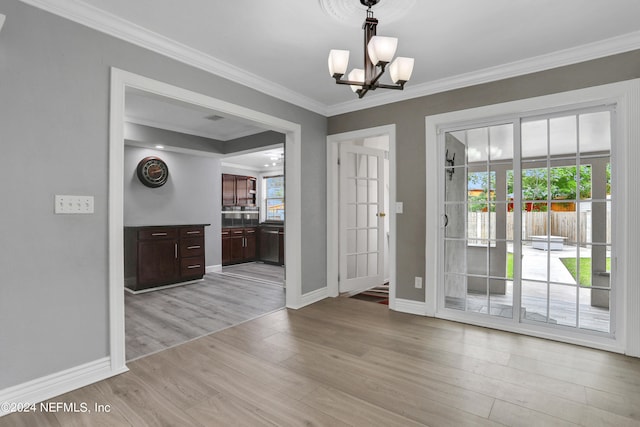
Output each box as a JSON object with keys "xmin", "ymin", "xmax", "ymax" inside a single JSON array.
[{"xmin": 441, "ymin": 106, "xmax": 614, "ymax": 336}]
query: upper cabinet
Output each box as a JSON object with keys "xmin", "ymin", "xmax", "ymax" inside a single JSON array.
[{"xmin": 222, "ymin": 174, "xmax": 257, "ymax": 206}]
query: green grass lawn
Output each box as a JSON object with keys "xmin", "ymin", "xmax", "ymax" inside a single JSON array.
[
  {"xmin": 560, "ymin": 257, "xmax": 611, "ymax": 287},
  {"xmin": 507, "ymin": 252, "xmax": 513, "ymax": 279}
]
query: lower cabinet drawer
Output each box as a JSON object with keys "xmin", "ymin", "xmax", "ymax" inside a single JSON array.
[
  {"xmin": 181, "ymin": 256, "xmax": 205, "ymax": 278},
  {"xmin": 180, "ymin": 237, "xmax": 205, "ymax": 257}
]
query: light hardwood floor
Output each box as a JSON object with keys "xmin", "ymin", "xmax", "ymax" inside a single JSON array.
[
  {"xmin": 3, "ymin": 297, "xmax": 640, "ymax": 426},
  {"xmin": 126, "ymin": 266, "xmax": 285, "ymax": 360}
]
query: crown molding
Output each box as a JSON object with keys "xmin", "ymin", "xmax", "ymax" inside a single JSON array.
[
  {"xmin": 19, "ymin": 0, "xmax": 329, "ymax": 115},
  {"xmin": 327, "ymin": 30, "xmax": 640, "ymax": 116},
  {"xmin": 19, "ymin": 1, "xmax": 640, "ymax": 119}
]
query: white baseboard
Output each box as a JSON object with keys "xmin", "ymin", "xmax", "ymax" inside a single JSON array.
[
  {"xmin": 290, "ymin": 286, "xmax": 328, "ymax": 309},
  {"xmin": 206, "ymin": 264, "xmax": 222, "ymax": 274},
  {"xmin": 393, "ymin": 298, "xmax": 427, "ymax": 316},
  {"xmin": 0, "ymin": 357, "xmax": 127, "ymax": 417}
]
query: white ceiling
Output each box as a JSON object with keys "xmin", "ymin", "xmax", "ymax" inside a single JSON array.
[
  {"xmin": 125, "ymin": 88, "xmax": 268, "ymax": 141},
  {"xmin": 24, "ymin": 0, "xmax": 640, "ymax": 115},
  {"xmin": 222, "ymin": 146, "xmax": 285, "ymax": 172}
]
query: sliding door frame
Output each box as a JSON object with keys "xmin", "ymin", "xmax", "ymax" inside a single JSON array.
[{"xmin": 425, "ymin": 80, "xmax": 640, "ymax": 356}]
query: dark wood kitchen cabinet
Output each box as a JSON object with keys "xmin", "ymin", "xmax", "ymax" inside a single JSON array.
[
  {"xmin": 124, "ymin": 224, "xmax": 208, "ymax": 292},
  {"xmin": 222, "ymin": 227, "xmax": 256, "ymax": 265},
  {"xmin": 222, "ymin": 174, "xmax": 256, "ymax": 206}
]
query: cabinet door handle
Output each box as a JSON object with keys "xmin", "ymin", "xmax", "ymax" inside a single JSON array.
[
  {"xmin": 152, "ymin": 232, "xmax": 168, "ymax": 236},
  {"xmin": 187, "ymin": 245, "xmax": 201, "ymax": 250},
  {"xmin": 186, "ymin": 231, "xmax": 200, "ymax": 235},
  {"xmin": 175, "ymin": 243, "xmax": 178, "ymax": 259},
  {"xmin": 187, "ymin": 264, "xmax": 201, "ymax": 269}
]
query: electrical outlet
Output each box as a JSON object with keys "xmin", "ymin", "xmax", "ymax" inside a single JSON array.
[
  {"xmin": 414, "ymin": 276, "xmax": 423, "ymax": 289},
  {"xmin": 55, "ymin": 195, "xmax": 94, "ymax": 214},
  {"xmin": 396, "ymin": 201, "xmax": 404, "ymax": 214}
]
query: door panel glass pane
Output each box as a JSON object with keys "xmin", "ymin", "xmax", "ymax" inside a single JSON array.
[
  {"xmin": 368, "ymin": 180, "xmax": 378, "ymax": 203},
  {"xmin": 445, "ymin": 273, "xmax": 466, "ymax": 310},
  {"xmin": 368, "ymin": 155, "xmax": 378, "ymax": 178},
  {"xmin": 357, "ymin": 204, "xmax": 367, "ymax": 228},
  {"xmin": 522, "ymin": 249, "xmax": 548, "ymax": 282},
  {"xmin": 549, "ymin": 115, "xmax": 577, "ymax": 157},
  {"xmin": 467, "ymin": 127, "xmax": 488, "ymax": 163},
  {"xmin": 444, "ymin": 203, "xmax": 465, "ymax": 238},
  {"xmin": 346, "ymin": 230, "xmax": 356, "ymax": 254},
  {"xmin": 357, "ymin": 154, "xmax": 368, "ymax": 177},
  {"xmin": 521, "ymin": 281, "xmax": 548, "ymax": 322},
  {"xmin": 491, "ymin": 203, "xmax": 508, "ymax": 240},
  {"xmin": 357, "ymin": 229, "xmax": 367, "ymax": 253},
  {"xmin": 346, "ymin": 179, "xmax": 356, "ymax": 203},
  {"xmin": 368, "ymin": 204, "xmax": 378, "ymax": 227},
  {"xmin": 580, "ymin": 288, "xmax": 609, "ymax": 333},
  {"xmin": 357, "ymin": 254, "xmax": 367, "ymax": 277},
  {"xmin": 444, "ymin": 240, "xmax": 465, "ymax": 274},
  {"xmin": 555, "ymin": 256, "xmax": 577, "ymax": 285},
  {"xmin": 491, "ymin": 165, "xmax": 511, "ymax": 202},
  {"xmin": 368, "ymin": 253, "xmax": 378, "ymax": 276},
  {"xmin": 579, "ymin": 111, "xmax": 611, "ymax": 152},
  {"xmin": 549, "ymin": 203, "xmax": 577, "ymax": 244},
  {"xmin": 522, "ymin": 204, "xmax": 548, "ymax": 241},
  {"xmin": 368, "ymin": 229, "xmax": 378, "ymax": 252},
  {"xmin": 347, "ymin": 204, "xmax": 356, "ymax": 228},
  {"xmin": 522, "ymin": 120, "xmax": 548, "ymax": 160},
  {"xmin": 467, "ymin": 277, "xmax": 488, "ymax": 314},
  {"xmin": 522, "ymin": 167, "xmax": 548, "ymax": 202},
  {"xmin": 344, "ymin": 152, "xmax": 356, "ymax": 177},
  {"xmin": 347, "ymin": 255, "xmax": 356, "ymax": 279},
  {"xmin": 489, "ymin": 278, "xmax": 512, "ymax": 318},
  {"xmin": 588, "ymin": 246, "xmax": 611, "ymax": 288},
  {"xmin": 579, "ymin": 202, "xmax": 611, "ymax": 245},
  {"xmin": 550, "ymin": 284, "xmax": 577, "ymax": 327},
  {"xmin": 489, "ymin": 124, "xmax": 513, "ymax": 162},
  {"xmin": 489, "ymin": 242, "xmax": 508, "ymax": 278},
  {"xmin": 468, "ymin": 203, "xmax": 488, "ymax": 243},
  {"xmin": 467, "ymin": 246, "xmax": 488, "ymax": 277},
  {"xmin": 357, "ymin": 179, "xmax": 367, "ymax": 203}
]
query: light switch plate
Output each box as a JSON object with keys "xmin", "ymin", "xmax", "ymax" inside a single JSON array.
[
  {"xmin": 55, "ymin": 195, "xmax": 94, "ymax": 214},
  {"xmin": 396, "ymin": 202, "xmax": 404, "ymax": 214}
]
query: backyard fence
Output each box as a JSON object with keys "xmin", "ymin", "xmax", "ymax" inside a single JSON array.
[{"xmin": 468, "ymin": 211, "xmax": 610, "ymax": 243}]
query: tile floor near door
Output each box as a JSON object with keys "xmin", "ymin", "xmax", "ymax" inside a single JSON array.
[{"xmin": 125, "ymin": 262, "xmax": 285, "ymax": 360}]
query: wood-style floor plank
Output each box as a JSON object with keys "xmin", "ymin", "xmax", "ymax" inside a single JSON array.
[
  {"xmin": 126, "ymin": 266, "xmax": 285, "ymax": 360},
  {"xmin": 3, "ymin": 296, "xmax": 640, "ymax": 426}
]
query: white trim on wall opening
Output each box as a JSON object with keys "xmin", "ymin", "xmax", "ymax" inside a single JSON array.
[
  {"xmin": 109, "ymin": 68, "xmax": 304, "ymax": 372},
  {"xmin": 326, "ymin": 124, "xmax": 397, "ymax": 309},
  {"xmin": 425, "ymin": 79, "xmax": 640, "ymax": 357}
]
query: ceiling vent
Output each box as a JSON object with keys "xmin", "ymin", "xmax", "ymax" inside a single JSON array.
[{"xmin": 205, "ymin": 114, "xmax": 225, "ymax": 121}]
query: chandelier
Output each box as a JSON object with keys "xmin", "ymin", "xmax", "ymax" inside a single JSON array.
[{"xmin": 328, "ymin": 0, "xmax": 415, "ymax": 98}]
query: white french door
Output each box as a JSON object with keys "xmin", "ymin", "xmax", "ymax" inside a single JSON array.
[
  {"xmin": 439, "ymin": 105, "xmax": 615, "ymax": 338},
  {"xmin": 339, "ymin": 144, "xmax": 386, "ymax": 293}
]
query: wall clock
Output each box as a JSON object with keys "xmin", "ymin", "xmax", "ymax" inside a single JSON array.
[{"xmin": 136, "ymin": 156, "xmax": 169, "ymax": 188}]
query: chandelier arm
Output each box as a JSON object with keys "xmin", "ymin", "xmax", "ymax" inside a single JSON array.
[{"xmin": 377, "ymin": 82, "xmax": 406, "ymax": 90}]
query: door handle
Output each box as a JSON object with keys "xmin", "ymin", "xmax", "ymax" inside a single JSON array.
[
  {"xmin": 376, "ymin": 212, "xmax": 386, "ymax": 217},
  {"xmin": 443, "ymin": 214, "xmax": 449, "ymax": 227}
]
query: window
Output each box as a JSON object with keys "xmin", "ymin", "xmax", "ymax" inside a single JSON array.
[{"xmin": 264, "ymin": 175, "xmax": 284, "ymax": 221}]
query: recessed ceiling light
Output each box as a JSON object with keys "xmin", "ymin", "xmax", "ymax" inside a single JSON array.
[
  {"xmin": 272, "ymin": 162, "xmax": 276, "ymax": 166},
  {"xmin": 155, "ymin": 145, "xmax": 164, "ymax": 149},
  {"xmin": 264, "ymin": 164, "xmax": 269, "ymax": 167}
]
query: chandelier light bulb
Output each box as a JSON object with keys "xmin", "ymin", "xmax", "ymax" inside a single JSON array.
[
  {"xmin": 328, "ymin": 49, "xmax": 350, "ymax": 76},
  {"xmin": 389, "ymin": 57, "xmax": 415, "ymax": 83},
  {"xmin": 367, "ymin": 36, "xmax": 398, "ymax": 65},
  {"xmin": 348, "ymin": 68, "xmax": 365, "ymax": 92}
]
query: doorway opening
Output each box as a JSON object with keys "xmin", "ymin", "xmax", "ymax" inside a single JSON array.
[
  {"xmin": 327, "ymin": 125, "xmax": 397, "ymax": 309},
  {"xmin": 109, "ymin": 68, "xmax": 302, "ymax": 370}
]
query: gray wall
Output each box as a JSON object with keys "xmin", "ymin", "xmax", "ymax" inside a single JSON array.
[
  {"xmin": 328, "ymin": 49, "xmax": 640, "ymax": 302},
  {"xmin": 124, "ymin": 146, "xmax": 221, "ymax": 268},
  {"xmin": 0, "ymin": 0, "xmax": 326, "ymax": 390},
  {"xmin": 224, "ymin": 131, "xmax": 285, "ymax": 154},
  {"xmin": 125, "ymin": 122, "xmax": 225, "ymax": 154}
]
